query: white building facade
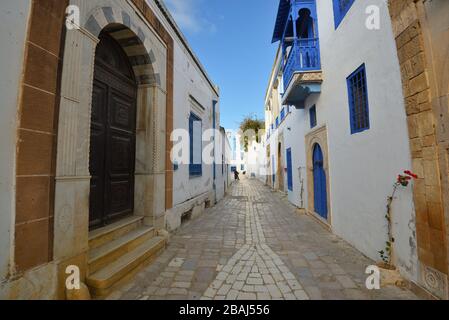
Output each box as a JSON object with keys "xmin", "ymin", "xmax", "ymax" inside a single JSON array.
[{"xmin": 265, "ymin": 0, "xmax": 421, "ymax": 290}]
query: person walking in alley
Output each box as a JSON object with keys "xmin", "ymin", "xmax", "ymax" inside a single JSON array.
[{"xmin": 234, "ymin": 170, "xmax": 240, "ymax": 181}]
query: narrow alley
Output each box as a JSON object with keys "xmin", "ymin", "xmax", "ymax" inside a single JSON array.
[{"xmin": 110, "ymin": 178, "xmax": 420, "ymax": 300}]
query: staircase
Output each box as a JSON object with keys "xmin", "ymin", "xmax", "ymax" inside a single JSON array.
[{"xmin": 86, "ymin": 216, "xmax": 166, "ymax": 298}]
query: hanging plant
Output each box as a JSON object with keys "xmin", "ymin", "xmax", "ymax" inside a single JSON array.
[{"xmin": 379, "ymin": 170, "xmax": 418, "ymax": 268}]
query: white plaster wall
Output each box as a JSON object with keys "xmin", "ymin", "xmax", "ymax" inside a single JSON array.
[
  {"xmin": 283, "ymin": 109, "xmax": 308, "ymax": 209},
  {"xmin": 266, "ymin": 108, "xmax": 308, "ymax": 209},
  {"xmin": 0, "ymin": 0, "xmax": 31, "ymax": 282},
  {"xmin": 144, "ymin": 0, "xmax": 219, "ymax": 207},
  {"xmin": 309, "ymin": 0, "xmax": 418, "ymax": 280},
  {"xmin": 215, "ymin": 130, "xmax": 227, "ymax": 202},
  {"xmin": 227, "ymin": 130, "xmax": 245, "ymax": 176},
  {"xmin": 171, "ymin": 43, "xmax": 216, "ymax": 205}
]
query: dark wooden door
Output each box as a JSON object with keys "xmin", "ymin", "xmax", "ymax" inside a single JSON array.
[{"xmin": 89, "ymin": 32, "xmax": 137, "ymax": 229}]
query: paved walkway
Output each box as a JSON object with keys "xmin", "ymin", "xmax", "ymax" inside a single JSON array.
[{"xmin": 109, "ymin": 178, "xmax": 420, "ymax": 300}]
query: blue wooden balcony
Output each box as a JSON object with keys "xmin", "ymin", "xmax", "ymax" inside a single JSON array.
[
  {"xmin": 283, "ymin": 38, "xmax": 321, "ymax": 89},
  {"xmin": 271, "ymin": 0, "xmax": 322, "ymax": 109}
]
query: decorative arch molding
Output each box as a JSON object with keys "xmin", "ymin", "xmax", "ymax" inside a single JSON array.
[
  {"xmin": 305, "ymin": 125, "xmax": 331, "ymax": 226},
  {"xmin": 84, "ymin": 6, "xmax": 161, "ymax": 86}
]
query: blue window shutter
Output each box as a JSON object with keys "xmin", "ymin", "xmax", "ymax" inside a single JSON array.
[
  {"xmin": 310, "ymin": 105, "xmax": 317, "ymax": 128},
  {"xmin": 189, "ymin": 113, "xmax": 202, "ymax": 176},
  {"xmin": 347, "ymin": 64, "xmax": 370, "ymax": 134},
  {"xmin": 333, "ymin": 0, "xmax": 355, "ymax": 29},
  {"xmin": 189, "ymin": 115, "xmax": 193, "ymax": 171},
  {"xmin": 287, "ymin": 148, "xmax": 293, "ymax": 191}
]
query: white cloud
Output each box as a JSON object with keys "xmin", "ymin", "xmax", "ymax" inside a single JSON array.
[{"xmin": 164, "ymin": 0, "xmax": 217, "ymax": 34}]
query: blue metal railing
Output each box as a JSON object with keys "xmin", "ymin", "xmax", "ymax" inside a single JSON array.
[{"xmin": 283, "ymin": 38, "xmax": 321, "ymax": 89}]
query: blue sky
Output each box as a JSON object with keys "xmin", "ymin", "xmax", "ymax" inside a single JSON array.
[{"xmin": 164, "ymin": 0, "xmax": 279, "ymax": 130}]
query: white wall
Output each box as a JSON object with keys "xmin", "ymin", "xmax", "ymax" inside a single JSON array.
[
  {"xmin": 310, "ymin": 0, "xmax": 417, "ymax": 279},
  {"xmin": 0, "ymin": 0, "xmax": 31, "ymax": 281},
  {"xmin": 147, "ymin": 0, "xmax": 219, "ymax": 207},
  {"xmin": 215, "ymin": 129, "xmax": 227, "ymax": 202},
  {"xmin": 170, "ymin": 44, "xmax": 217, "ymax": 205},
  {"xmin": 283, "ymin": 109, "xmax": 308, "ymax": 209}
]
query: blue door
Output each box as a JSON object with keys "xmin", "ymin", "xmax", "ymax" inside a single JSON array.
[
  {"xmin": 313, "ymin": 144, "xmax": 328, "ymax": 220},
  {"xmin": 286, "ymin": 148, "xmax": 293, "ymax": 191}
]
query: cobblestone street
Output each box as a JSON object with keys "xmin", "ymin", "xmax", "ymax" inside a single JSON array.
[{"xmin": 110, "ymin": 178, "xmax": 420, "ymax": 300}]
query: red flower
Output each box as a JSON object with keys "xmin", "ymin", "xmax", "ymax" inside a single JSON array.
[{"xmin": 404, "ymin": 170, "xmax": 418, "ymax": 179}]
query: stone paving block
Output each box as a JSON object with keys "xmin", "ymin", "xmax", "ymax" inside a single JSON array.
[
  {"xmin": 283, "ymin": 293, "xmax": 296, "ymax": 300},
  {"xmin": 210, "ymin": 280, "xmax": 223, "ymax": 289},
  {"xmin": 168, "ymin": 288, "xmax": 188, "ymax": 295},
  {"xmin": 267, "ymin": 284, "xmax": 283, "ymax": 298},
  {"xmin": 294, "ymin": 290, "xmax": 310, "ymax": 300},
  {"xmin": 173, "ymin": 282, "xmax": 191, "ymax": 289},
  {"xmin": 254, "ymin": 285, "xmax": 269, "ymax": 293},
  {"xmin": 243, "ymin": 285, "xmax": 255, "ymax": 292},
  {"xmin": 217, "ymin": 284, "xmax": 232, "ymax": 296},
  {"xmin": 232, "ymin": 281, "xmax": 245, "ymax": 291},
  {"xmin": 203, "ymin": 288, "xmax": 217, "ymax": 298},
  {"xmin": 247, "ymin": 277, "xmax": 263, "ymax": 285},
  {"xmin": 237, "ymin": 292, "xmax": 257, "ymax": 300},
  {"xmin": 336, "ymin": 275, "xmax": 358, "ymax": 289},
  {"xmin": 262, "ymin": 274, "xmax": 275, "ymax": 284},
  {"xmin": 154, "ymin": 288, "xmax": 169, "ymax": 296},
  {"xmin": 160, "ymin": 272, "xmax": 175, "ymax": 278}
]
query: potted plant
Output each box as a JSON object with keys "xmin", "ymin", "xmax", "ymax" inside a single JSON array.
[{"xmin": 377, "ymin": 170, "xmax": 418, "ymax": 287}]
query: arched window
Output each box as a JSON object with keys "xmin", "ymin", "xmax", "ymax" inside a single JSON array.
[{"xmin": 296, "ymin": 8, "xmax": 314, "ymax": 39}]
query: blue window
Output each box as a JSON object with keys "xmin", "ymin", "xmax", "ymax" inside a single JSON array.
[
  {"xmin": 241, "ymin": 164, "xmax": 245, "ymax": 171},
  {"xmin": 347, "ymin": 64, "xmax": 370, "ymax": 134},
  {"xmin": 231, "ymin": 166, "xmax": 237, "ymax": 172},
  {"xmin": 286, "ymin": 148, "xmax": 293, "ymax": 192},
  {"xmin": 309, "ymin": 105, "xmax": 317, "ymax": 128},
  {"xmin": 333, "ymin": 0, "xmax": 355, "ymax": 29},
  {"xmin": 276, "ymin": 116, "xmax": 279, "ymax": 128},
  {"xmin": 189, "ymin": 112, "xmax": 202, "ymax": 176},
  {"xmin": 280, "ymin": 108, "xmax": 285, "ymax": 121}
]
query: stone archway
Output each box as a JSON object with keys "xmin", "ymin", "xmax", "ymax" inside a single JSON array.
[
  {"xmin": 51, "ymin": 3, "xmax": 170, "ymax": 295},
  {"xmin": 305, "ymin": 126, "xmax": 331, "ymax": 225}
]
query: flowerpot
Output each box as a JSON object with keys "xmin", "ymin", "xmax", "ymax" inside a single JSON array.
[{"xmin": 376, "ymin": 263, "xmax": 406, "ymax": 287}]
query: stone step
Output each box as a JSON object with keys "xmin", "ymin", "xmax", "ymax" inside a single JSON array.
[
  {"xmin": 88, "ymin": 216, "xmax": 144, "ymax": 250},
  {"xmin": 87, "ymin": 236, "xmax": 166, "ymax": 298},
  {"xmin": 88, "ymin": 225, "xmax": 156, "ymax": 274}
]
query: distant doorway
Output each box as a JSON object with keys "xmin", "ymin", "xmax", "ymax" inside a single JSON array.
[{"xmin": 277, "ymin": 142, "xmax": 284, "ymax": 191}]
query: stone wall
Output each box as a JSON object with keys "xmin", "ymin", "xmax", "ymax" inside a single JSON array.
[
  {"xmin": 15, "ymin": 0, "xmax": 68, "ymax": 273},
  {"xmin": 388, "ymin": 0, "xmax": 449, "ymax": 299}
]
